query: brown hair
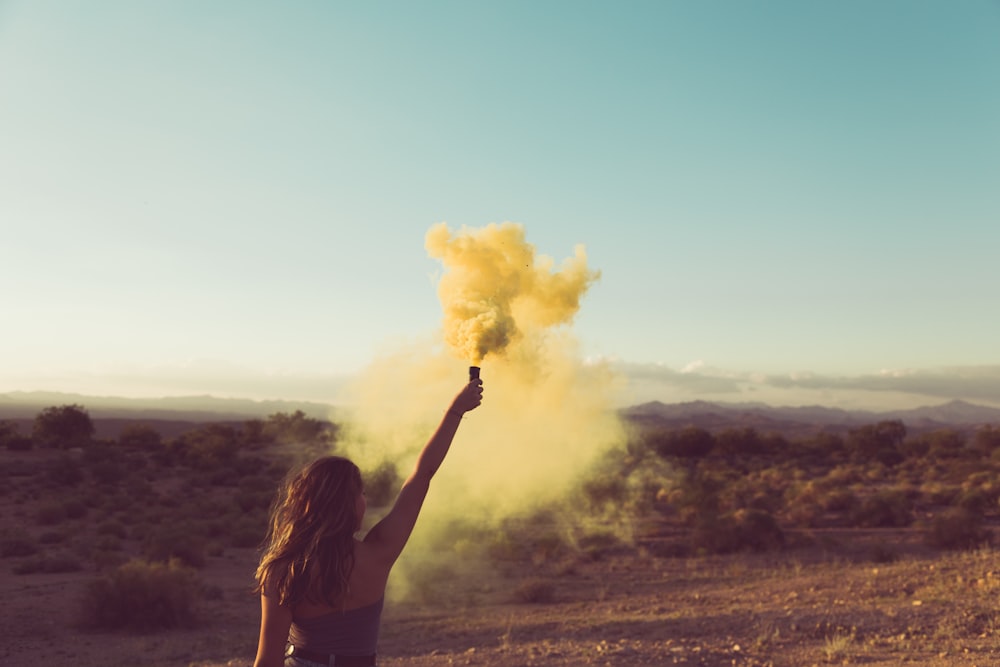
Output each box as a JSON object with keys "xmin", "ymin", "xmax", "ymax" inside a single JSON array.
[{"xmin": 254, "ymin": 456, "xmax": 363, "ymax": 607}]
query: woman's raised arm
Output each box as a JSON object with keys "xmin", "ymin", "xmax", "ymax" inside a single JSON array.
[{"xmin": 363, "ymin": 379, "xmax": 483, "ymax": 565}]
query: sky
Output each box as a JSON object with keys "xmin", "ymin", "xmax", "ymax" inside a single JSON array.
[{"xmin": 1, "ymin": 1, "xmax": 998, "ymax": 410}]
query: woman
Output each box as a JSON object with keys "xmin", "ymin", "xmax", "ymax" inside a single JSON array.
[{"xmin": 252, "ymin": 377, "xmax": 484, "ymax": 667}]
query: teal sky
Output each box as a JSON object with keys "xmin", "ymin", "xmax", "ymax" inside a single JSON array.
[{"xmin": 2, "ymin": 1, "xmax": 998, "ymax": 408}]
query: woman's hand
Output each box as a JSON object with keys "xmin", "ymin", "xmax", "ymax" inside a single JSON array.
[{"xmin": 449, "ymin": 378, "xmax": 484, "ymax": 415}]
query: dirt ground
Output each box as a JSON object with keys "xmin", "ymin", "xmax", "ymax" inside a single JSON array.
[{"xmin": 3, "ymin": 531, "xmax": 999, "ymax": 667}]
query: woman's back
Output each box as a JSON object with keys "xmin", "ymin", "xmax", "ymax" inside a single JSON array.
[
  {"xmin": 252, "ymin": 378, "xmax": 484, "ymax": 667},
  {"xmin": 291, "ymin": 540, "xmax": 388, "ymax": 618}
]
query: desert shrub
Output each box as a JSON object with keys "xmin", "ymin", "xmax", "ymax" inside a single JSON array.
[
  {"xmin": 33, "ymin": 404, "xmax": 94, "ymax": 448},
  {"xmin": 13, "ymin": 553, "xmax": 83, "ymax": 575},
  {"xmin": 785, "ymin": 498, "xmax": 823, "ymax": 528},
  {"xmin": 958, "ymin": 489, "xmax": 992, "ymax": 515},
  {"xmin": 36, "ymin": 502, "xmax": 66, "ymax": 526},
  {"xmin": 46, "ymin": 456, "xmax": 84, "ymax": 486},
  {"xmin": 96, "ymin": 520, "xmax": 128, "ymax": 539},
  {"xmin": 847, "ymin": 420, "xmax": 906, "ymax": 464},
  {"xmin": 850, "ymin": 490, "xmax": 912, "ymax": 528},
  {"xmin": 208, "ymin": 467, "xmax": 241, "ymax": 487},
  {"xmin": 513, "ymin": 578, "xmax": 556, "ymax": 604},
  {"xmin": 235, "ymin": 488, "xmax": 271, "ymax": 513},
  {"xmin": 714, "ymin": 427, "xmax": 765, "ymax": 458},
  {"xmin": 63, "ymin": 499, "xmax": 88, "ymax": 520},
  {"xmin": 924, "ymin": 508, "xmax": 989, "ymax": 550},
  {"xmin": 229, "ymin": 520, "xmax": 264, "ymax": 549},
  {"xmin": 118, "ymin": 423, "xmax": 163, "ymax": 450},
  {"xmin": 38, "ymin": 530, "xmax": 68, "ymax": 545},
  {"xmin": 5, "ymin": 435, "xmax": 33, "ymax": 451},
  {"xmin": 579, "ymin": 474, "xmax": 628, "ymax": 513},
  {"xmin": 732, "ymin": 508, "xmax": 785, "ymax": 551},
  {"xmin": 575, "ymin": 528, "xmax": 624, "ymax": 560},
  {"xmin": 926, "ymin": 429, "xmax": 968, "ymax": 460},
  {"xmin": 868, "ymin": 541, "xmax": 899, "ymax": 564},
  {"xmin": 1, "ymin": 529, "xmax": 38, "ymax": 557},
  {"xmin": 650, "ymin": 426, "xmax": 715, "ymax": 459},
  {"xmin": 92, "ymin": 549, "xmax": 126, "ymax": 572},
  {"xmin": 525, "ymin": 530, "xmax": 572, "ymax": 566},
  {"xmin": 143, "ymin": 527, "xmax": 206, "ymax": 568},
  {"xmin": 692, "ymin": 509, "xmax": 784, "ymax": 554},
  {"xmin": 233, "ymin": 455, "xmax": 269, "ymax": 477},
  {"xmin": 176, "ymin": 424, "xmax": 240, "ymax": 468},
  {"xmin": 920, "ymin": 482, "xmax": 960, "ymax": 507},
  {"xmin": 825, "ymin": 464, "xmax": 863, "ymax": 487},
  {"xmin": 77, "ymin": 559, "xmax": 199, "ymax": 632},
  {"xmin": 90, "ymin": 461, "xmax": 126, "ymax": 485},
  {"xmin": 94, "ymin": 535, "xmax": 124, "ymax": 552},
  {"xmin": 822, "ymin": 488, "xmax": 860, "ymax": 514}
]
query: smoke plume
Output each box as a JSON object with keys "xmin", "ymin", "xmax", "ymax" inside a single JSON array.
[
  {"xmin": 336, "ymin": 222, "xmax": 624, "ymax": 600},
  {"xmin": 424, "ymin": 222, "xmax": 600, "ymax": 364}
]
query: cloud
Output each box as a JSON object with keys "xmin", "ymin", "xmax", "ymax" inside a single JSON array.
[
  {"xmin": 603, "ymin": 361, "xmax": 1000, "ymax": 410},
  {"xmin": 762, "ymin": 366, "xmax": 1000, "ymax": 405},
  {"xmin": 0, "ymin": 360, "xmax": 353, "ymax": 404},
  {"xmin": 608, "ymin": 360, "xmax": 745, "ymax": 396}
]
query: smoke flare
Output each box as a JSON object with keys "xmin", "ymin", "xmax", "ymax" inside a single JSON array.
[
  {"xmin": 336, "ymin": 222, "xmax": 623, "ymax": 601},
  {"xmin": 425, "ymin": 222, "xmax": 600, "ymax": 364}
]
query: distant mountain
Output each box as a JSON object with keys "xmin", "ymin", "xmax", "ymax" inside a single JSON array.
[
  {"xmin": 620, "ymin": 399, "xmax": 1000, "ymax": 435},
  {"xmin": 0, "ymin": 391, "xmax": 336, "ymax": 421},
  {"xmin": 4, "ymin": 391, "xmax": 999, "ymax": 439}
]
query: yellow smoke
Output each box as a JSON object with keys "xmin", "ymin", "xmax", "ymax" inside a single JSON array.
[
  {"xmin": 336, "ymin": 222, "xmax": 624, "ymax": 600},
  {"xmin": 424, "ymin": 222, "xmax": 600, "ymax": 364}
]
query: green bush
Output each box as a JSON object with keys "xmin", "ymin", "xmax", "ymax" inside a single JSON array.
[{"xmin": 77, "ymin": 559, "xmax": 199, "ymax": 632}]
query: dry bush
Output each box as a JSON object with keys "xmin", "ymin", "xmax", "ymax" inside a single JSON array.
[
  {"xmin": 513, "ymin": 578, "xmax": 556, "ymax": 604},
  {"xmin": 924, "ymin": 507, "xmax": 990, "ymax": 550},
  {"xmin": 574, "ymin": 527, "xmax": 625, "ymax": 560},
  {"xmin": 229, "ymin": 517, "xmax": 265, "ymax": 549},
  {"xmin": 77, "ymin": 559, "xmax": 199, "ymax": 632},
  {"xmin": 692, "ymin": 509, "xmax": 785, "ymax": 554},
  {"xmin": 35, "ymin": 501, "xmax": 66, "ymax": 526},
  {"xmin": 849, "ymin": 489, "xmax": 912, "ymax": 528},
  {"xmin": 0, "ymin": 528, "xmax": 38, "ymax": 557},
  {"xmin": 143, "ymin": 526, "xmax": 207, "ymax": 568},
  {"xmin": 13, "ymin": 553, "xmax": 83, "ymax": 575},
  {"xmin": 96, "ymin": 519, "xmax": 128, "ymax": 539}
]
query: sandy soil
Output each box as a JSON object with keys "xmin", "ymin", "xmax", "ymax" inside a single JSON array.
[{"xmin": 3, "ymin": 533, "xmax": 999, "ymax": 667}]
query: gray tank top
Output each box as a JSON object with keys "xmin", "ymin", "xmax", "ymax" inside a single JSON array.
[{"xmin": 288, "ymin": 597, "xmax": 384, "ymax": 656}]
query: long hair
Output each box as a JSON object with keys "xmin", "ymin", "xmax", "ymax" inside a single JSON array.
[{"xmin": 254, "ymin": 456, "xmax": 364, "ymax": 607}]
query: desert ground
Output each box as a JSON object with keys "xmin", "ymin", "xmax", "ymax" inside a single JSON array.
[
  {"xmin": 3, "ymin": 527, "xmax": 999, "ymax": 667},
  {"xmin": 3, "ymin": 414, "xmax": 1000, "ymax": 667}
]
